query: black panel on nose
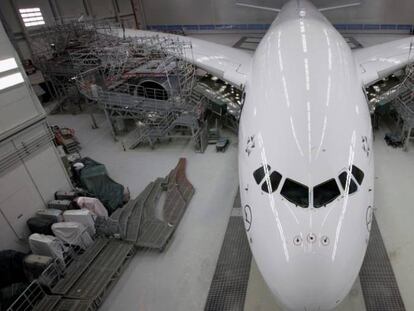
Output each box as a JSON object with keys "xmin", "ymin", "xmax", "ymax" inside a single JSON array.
[
  {"xmin": 253, "ymin": 165, "xmax": 271, "ymax": 184},
  {"xmin": 261, "ymin": 171, "xmax": 282, "ymax": 193},
  {"xmin": 351, "ymin": 165, "xmax": 365, "ymax": 185},
  {"xmin": 338, "ymin": 171, "xmax": 358, "ymax": 194}
]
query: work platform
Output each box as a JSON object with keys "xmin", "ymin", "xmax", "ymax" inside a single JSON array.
[
  {"xmin": 35, "ymin": 239, "xmax": 135, "ymax": 311},
  {"xmin": 109, "ymin": 158, "xmax": 195, "ymax": 251}
]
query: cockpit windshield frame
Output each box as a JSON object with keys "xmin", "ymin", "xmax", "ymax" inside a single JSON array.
[
  {"xmin": 280, "ymin": 178, "xmax": 309, "ymax": 208},
  {"xmin": 313, "ymin": 178, "xmax": 341, "ymax": 208}
]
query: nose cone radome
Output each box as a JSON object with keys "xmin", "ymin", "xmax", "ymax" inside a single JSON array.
[{"xmin": 265, "ymin": 252, "xmax": 359, "ymax": 311}]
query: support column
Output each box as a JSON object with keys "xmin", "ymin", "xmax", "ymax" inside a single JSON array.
[
  {"xmin": 130, "ymin": 0, "xmax": 146, "ymax": 29},
  {"xmin": 83, "ymin": 0, "xmax": 93, "ymax": 17},
  {"xmin": 112, "ymin": 0, "xmax": 121, "ymax": 24},
  {"xmin": 48, "ymin": 0, "xmax": 62, "ymax": 24}
]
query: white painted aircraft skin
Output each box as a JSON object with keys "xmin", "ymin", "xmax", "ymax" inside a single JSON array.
[
  {"xmin": 238, "ymin": 0, "xmax": 374, "ymax": 310},
  {"xmin": 110, "ymin": 1, "xmax": 414, "ymax": 309}
]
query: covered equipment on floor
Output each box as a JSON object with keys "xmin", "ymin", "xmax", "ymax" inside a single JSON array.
[
  {"xmin": 52, "ymin": 222, "xmax": 94, "ymax": 249},
  {"xmin": 0, "ymin": 250, "xmax": 27, "ymax": 288},
  {"xmin": 27, "ymin": 216, "xmax": 57, "ymax": 235},
  {"xmin": 28, "ymin": 234, "xmax": 66, "ymax": 261},
  {"xmin": 74, "ymin": 157, "xmax": 125, "ymax": 214},
  {"xmin": 63, "ymin": 210, "xmax": 96, "ymax": 236}
]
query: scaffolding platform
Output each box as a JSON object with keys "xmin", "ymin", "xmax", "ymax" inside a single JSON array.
[
  {"xmin": 65, "ymin": 240, "xmax": 134, "ymax": 300},
  {"xmin": 118, "ymin": 196, "xmax": 139, "ymax": 239},
  {"xmin": 34, "ymin": 296, "xmax": 93, "ymax": 311},
  {"xmin": 52, "ymin": 239, "xmax": 109, "ymax": 295},
  {"xmin": 133, "ymin": 159, "xmax": 193, "ymax": 250},
  {"xmin": 124, "ymin": 182, "xmax": 155, "ymax": 242},
  {"xmin": 32, "ymin": 295, "xmax": 61, "ymax": 311},
  {"xmin": 33, "ymin": 295, "xmax": 96, "ymax": 311},
  {"xmin": 136, "ymin": 219, "xmax": 174, "ymax": 250},
  {"xmin": 54, "ymin": 299, "xmax": 93, "ymax": 311},
  {"xmin": 26, "ymin": 20, "xmax": 211, "ymax": 150},
  {"xmin": 391, "ymin": 64, "xmax": 414, "ymax": 150},
  {"xmin": 109, "ymin": 158, "xmax": 194, "ymax": 251},
  {"xmin": 38, "ymin": 238, "xmax": 135, "ymax": 310}
]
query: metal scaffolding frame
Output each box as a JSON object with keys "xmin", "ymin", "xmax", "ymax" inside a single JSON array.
[
  {"xmin": 72, "ymin": 30, "xmax": 207, "ymax": 151},
  {"xmin": 26, "ymin": 20, "xmax": 209, "ymax": 151},
  {"xmin": 26, "ymin": 20, "xmax": 119, "ymax": 109},
  {"xmin": 392, "ymin": 63, "xmax": 414, "ymax": 150}
]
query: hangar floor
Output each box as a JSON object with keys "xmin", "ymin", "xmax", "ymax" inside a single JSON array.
[{"xmin": 46, "ymin": 32, "xmax": 414, "ymax": 311}]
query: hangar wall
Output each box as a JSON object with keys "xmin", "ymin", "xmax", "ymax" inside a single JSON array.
[
  {"xmin": 0, "ymin": 21, "xmax": 72, "ymax": 251},
  {"xmin": 1, "ymin": 0, "xmax": 413, "ymax": 61},
  {"xmin": 141, "ymin": 0, "xmax": 414, "ymax": 26},
  {"xmin": 0, "ymin": 0, "xmax": 140, "ymax": 60}
]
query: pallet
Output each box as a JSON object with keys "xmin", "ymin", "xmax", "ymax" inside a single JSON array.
[
  {"xmin": 52, "ymin": 239, "xmax": 109, "ymax": 295},
  {"xmin": 65, "ymin": 241, "xmax": 134, "ymax": 300},
  {"xmin": 33, "ymin": 295, "xmax": 61, "ymax": 311},
  {"xmin": 124, "ymin": 182, "xmax": 155, "ymax": 242},
  {"xmin": 55, "ymin": 298, "xmax": 93, "ymax": 311},
  {"xmin": 136, "ymin": 219, "xmax": 174, "ymax": 251}
]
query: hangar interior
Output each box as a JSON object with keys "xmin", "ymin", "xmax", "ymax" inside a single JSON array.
[{"xmin": 0, "ymin": 0, "xmax": 413, "ymax": 311}]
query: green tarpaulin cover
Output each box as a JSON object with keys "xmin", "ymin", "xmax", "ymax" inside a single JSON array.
[{"xmin": 78, "ymin": 158, "xmax": 124, "ymax": 214}]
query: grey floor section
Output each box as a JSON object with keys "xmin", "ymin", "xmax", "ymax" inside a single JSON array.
[
  {"xmin": 204, "ymin": 191, "xmax": 252, "ymax": 311},
  {"xmin": 359, "ymin": 216, "xmax": 406, "ymax": 311}
]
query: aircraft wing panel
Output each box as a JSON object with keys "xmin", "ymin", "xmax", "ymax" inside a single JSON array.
[
  {"xmin": 353, "ymin": 36, "xmax": 414, "ymax": 86},
  {"xmin": 110, "ymin": 28, "xmax": 252, "ymax": 88}
]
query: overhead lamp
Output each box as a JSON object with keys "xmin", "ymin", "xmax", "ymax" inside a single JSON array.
[
  {"xmin": 0, "ymin": 57, "xmax": 18, "ymax": 73},
  {"xmin": 0, "ymin": 72, "xmax": 24, "ymax": 91}
]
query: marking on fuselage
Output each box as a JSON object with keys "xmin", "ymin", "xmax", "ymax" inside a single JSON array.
[
  {"xmin": 362, "ymin": 136, "xmax": 371, "ymax": 157},
  {"xmin": 243, "ymin": 204, "xmax": 252, "ymax": 231},
  {"xmin": 245, "ymin": 135, "xmax": 255, "ymax": 156},
  {"xmin": 366, "ymin": 205, "xmax": 373, "ymax": 232}
]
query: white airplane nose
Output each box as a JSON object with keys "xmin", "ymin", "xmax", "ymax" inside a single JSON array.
[
  {"xmin": 264, "ymin": 252, "xmax": 357, "ymax": 311},
  {"xmin": 277, "ymin": 276, "xmax": 346, "ymax": 311}
]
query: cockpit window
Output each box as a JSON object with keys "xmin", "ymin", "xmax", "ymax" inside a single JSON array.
[
  {"xmin": 313, "ymin": 179, "xmax": 341, "ymax": 208},
  {"xmin": 338, "ymin": 171, "xmax": 357, "ymax": 194},
  {"xmin": 351, "ymin": 165, "xmax": 364, "ymax": 185},
  {"xmin": 253, "ymin": 165, "xmax": 271, "ymax": 184},
  {"xmin": 261, "ymin": 171, "xmax": 282, "ymax": 194},
  {"xmin": 280, "ymin": 178, "xmax": 309, "ymax": 208}
]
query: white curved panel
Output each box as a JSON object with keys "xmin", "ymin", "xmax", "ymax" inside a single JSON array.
[{"xmin": 353, "ymin": 36, "xmax": 414, "ymax": 86}]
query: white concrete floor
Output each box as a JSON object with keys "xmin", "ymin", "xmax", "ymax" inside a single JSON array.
[
  {"xmin": 47, "ymin": 112, "xmax": 239, "ymax": 311},
  {"xmin": 46, "ymin": 32, "xmax": 414, "ymax": 311}
]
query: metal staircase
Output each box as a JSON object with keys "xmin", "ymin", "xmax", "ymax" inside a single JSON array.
[
  {"xmin": 129, "ymin": 111, "xmax": 178, "ymax": 149},
  {"xmin": 96, "ymin": 86, "xmax": 205, "ymax": 150}
]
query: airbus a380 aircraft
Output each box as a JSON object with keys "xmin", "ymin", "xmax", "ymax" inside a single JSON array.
[{"xmin": 114, "ymin": 1, "xmax": 414, "ymax": 310}]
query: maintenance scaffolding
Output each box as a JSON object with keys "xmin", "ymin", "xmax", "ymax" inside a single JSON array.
[
  {"xmin": 26, "ymin": 19, "xmax": 207, "ymax": 150},
  {"xmin": 392, "ymin": 63, "xmax": 414, "ymax": 150},
  {"xmin": 73, "ymin": 31, "xmax": 207, "ymax": 151},
  {"xmin": 26, "ymin": 21, "xmax": 105, "ymax": 107}
]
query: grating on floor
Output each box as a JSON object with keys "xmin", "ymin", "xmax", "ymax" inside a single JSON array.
[
  {"xmin": 204, "ymin": 189, "xmax": 251, "ymax": 311},
  {"xmin": 359, "ymin": 216, "xmax": 406, "ymax": 311}
]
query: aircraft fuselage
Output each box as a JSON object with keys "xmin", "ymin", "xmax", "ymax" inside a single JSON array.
[{"xmin": 238, "ymin": 0, "xmax": 374, "ymax": 310}]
